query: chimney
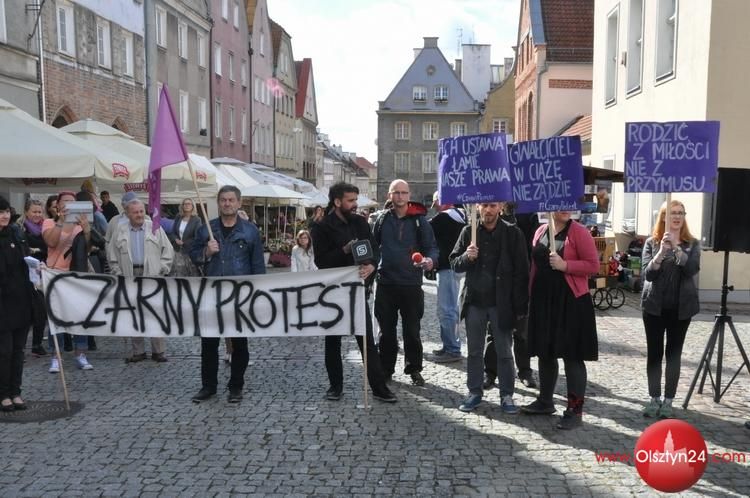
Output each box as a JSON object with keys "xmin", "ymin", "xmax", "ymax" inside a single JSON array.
[
  {"xmin": 504, "ymin": 57, "xmax": 514, "ymax": 78},
  {"xmin": 423, "ymin": 37, "xmax": 438, "ymax": 48},
  {"xmin": 454, "ymin": 59, "xmax": 462, "ymax": 79}
]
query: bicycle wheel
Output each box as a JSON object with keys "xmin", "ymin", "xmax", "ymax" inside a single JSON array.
[
  {"xmin": 608, "ymin": 288, "xmax": 626, "ymax": 309},
  {"xmin": 592, "ymin": 289, "xmax": 608, "ymax": 310}
]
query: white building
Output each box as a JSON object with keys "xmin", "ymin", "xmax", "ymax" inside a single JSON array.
[{"xmin": 591, "ymin": 0, "xmax": 750, "ymax": 301}]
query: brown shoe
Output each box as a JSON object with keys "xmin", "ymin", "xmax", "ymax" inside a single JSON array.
[
  {"xmin": 151, "ymin": 353, "xmax": 168, "ymax": 363},
  {"xmin": 124, "ymin": 353, "xmax": 147, "ymax": 363}
]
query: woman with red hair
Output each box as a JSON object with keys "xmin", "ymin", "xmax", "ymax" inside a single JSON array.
[{"xmin": 641, "ymin": 200, "xmax": 701, "ymax": 419}]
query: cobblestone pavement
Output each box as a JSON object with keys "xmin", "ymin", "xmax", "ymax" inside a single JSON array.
[{"xmin": 1, "ymin": 274, "xmax": 749, "ymax": 497}]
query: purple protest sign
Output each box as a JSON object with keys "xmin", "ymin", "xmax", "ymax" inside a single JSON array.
[
  {"xmin": 437, "ymin": 133, "xmax": 512, "ymax": 205},
  {"xmin": 509, "ymin": 136, "xmax": 584, "ymax": 214},
  {"xmin": 625, "ymin": 121, "xmax": 720, "ymax": 193}
]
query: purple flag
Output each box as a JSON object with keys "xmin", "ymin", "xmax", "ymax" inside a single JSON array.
[{"xmin": 148, "ymin": 86, "xmax": 189, "ymax": 233}]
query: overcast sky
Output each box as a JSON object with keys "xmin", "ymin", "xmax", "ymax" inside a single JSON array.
[{"xmin": 270, "ymin": 0, "xmax": 520, "ymax": 161}]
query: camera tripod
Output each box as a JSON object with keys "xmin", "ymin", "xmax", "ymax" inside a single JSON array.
[{"xmin": 683, "ymin": 251, "xmax": 750, "ymax": 408}]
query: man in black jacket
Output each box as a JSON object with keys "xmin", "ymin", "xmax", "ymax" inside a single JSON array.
[
  {"xmin": 310, "ymin": 182, "xmax": 396, "ymax": 403},
  {"xmin": 450, "ymin": 202, "xmax": 529, "ymax": 413}
]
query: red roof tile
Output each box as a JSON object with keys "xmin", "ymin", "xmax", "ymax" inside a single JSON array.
[
  {"xmin": 354, "ymin": 156, "xmax": 375, "ymax": 170},
  {"xmin": 541, "ymin": 0, "xmax": 594, "ymax": 63}
]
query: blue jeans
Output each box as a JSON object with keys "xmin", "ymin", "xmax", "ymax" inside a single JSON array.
[
  {"xmin": 48, "ymin": 333, "xmax": 87, "ymax": 351},
  {"xmin": 437, "ymin": 269, "xmax": 462, "ymax": 354},
  {"xmin": 465, "ymin": 305, "xmax": 514, "ymax": 397}
]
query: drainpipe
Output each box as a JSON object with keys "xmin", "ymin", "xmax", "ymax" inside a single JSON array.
[
  {"xmin": 144, "ymin": 0, "xmax": 157, "ymax": 144},
  {"xmin": 204, "ymin": 0, "xmax": 213, "ymax": 158},
  {"xmin": 27, "ymin": 0, "xmax": 47, "ymax": 121}
]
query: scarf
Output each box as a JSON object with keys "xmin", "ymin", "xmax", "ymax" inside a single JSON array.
[{"xmin": 24, "ymin": 218, "xmax": 43, "ymax": 236}]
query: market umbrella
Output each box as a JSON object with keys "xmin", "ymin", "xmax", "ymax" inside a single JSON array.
[
  {"xmin": 0, "ymin": 98, "xmax": 144, "ymax": 192},
  {"xmin": 241, "ymin": 184, "xmax": 309, "ymax": 242}
]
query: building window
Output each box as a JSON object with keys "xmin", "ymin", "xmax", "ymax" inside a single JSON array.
[
  {"xmin": 605, "ymin": 6, "xmax": 619, "ymax": 105},
  {"xmin": 214, "ymin": 100, "xmax": 222, "ymax": 138},
  {"xmin": 198, "ymin": 97, "xmax": 206, "ymax": 135},
  {"xmin": 434, "ymin": 85, "xmax": 449, "ymax": 102},
  {"xmin": 228, "ymin": 52, "xmax": 235, "ymax": 82},
  {"xmin": 214, "ymin": 43, "xmax": 222, "ymax": 76},
  {"xmin": 254, "ymin": 77, "xmax": 260, "ymax": 101},
  {"xmin": 655, "ymin": 0, "xmax": 678, "ymax": 81},
  {"xmin": 422, "ymin": 122, "xmax": 439, "ymax": 141},
  {"xmin": 96, "ymin": 21, "xmax": 111, "ymax": 68},
  {"xmin": 259, "ymin": 30, "xmax": 265, "ymax": 56},
  {"xmin": 123, "ymin": 33, "xmax": 134, "ymax": 77},
  {"xmin": 627, "ymin": 0, "xmax": 644, "ymax": 93},
  {"xmin": 178, "ymin": 22, "xmax": 188, "ymax": 60},
  {"xmin": 394, "ymin": 152, "xmax": 410, "ymax": 173},
  {"xmin": 233, "ymin": 2, "xmax": 240, "ymax": 29},
  {"xmin": 241, "ymin": 110, "xmax": 247, "ymax": 144},
  {"xmin": 179, "ymin": 91, "xmax": 189, "ymax": 133},
  {"xmin": 228, "ymin": 106, "xmax": 235, "ymax": 142},
  {"xmin": 156, "ymin": 7, "xmax": 166, "ymax": 48},
  {"xmin": 241, "ymin": 60, "xmax": 247, "ymax": 87},
  {"xmin": 492, "ymin": 118, "xmax": 508, "ymax": 133},
  {"xmin": 222, "ymin": 0, "xmax": 229, "ymax": 20},
  {"xmin": 197, "ymin": 34, "xmax": 207, "ymax": 68},
  {"xmin": 156, "ymin": 82, "xmax": 162, "ymax": 103},
  {"xmin": 412, "ymin": 85, "xmax": 427, "ymax": 102},
  {"xmin": 422, "ymin": 152, "xmax": 437, "ymax": 173},
  {"xmin": 56, "ymin": 3, "xmax": 75, "ymax": 56},
  {"xmin": 0, "ymin": 0, "xmax": 6, "ymax": 44},
  {"xmin": 450, "ymin": 122, "xmax": 466, "ymax": 137},
  {"xmin": 395, "ymin": 121, "xmax": 411, "ymax": 140}
]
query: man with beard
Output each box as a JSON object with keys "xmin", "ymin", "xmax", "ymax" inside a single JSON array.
[
  {"xmin": 450, "ymin": 202, "xmax": 529, "ymax": 413},
  {"xmin": 190, "ymin": 185, "xmax": 266, "ymax": 404},
  {"xmin": 309, "ymin": 182, "xmax": 396, "ymax": 403}
]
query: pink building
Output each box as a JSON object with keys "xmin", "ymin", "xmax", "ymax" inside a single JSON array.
[
  {"xmin": 246, "ymin": 0, "xmax": 274, "ymax": 166},
  {"xmin": 211, "ymin": 0, "xmax": 252, "ymax": 161}
]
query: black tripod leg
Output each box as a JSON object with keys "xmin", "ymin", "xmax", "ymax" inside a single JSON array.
[
  {"xmin": 729, "ymin": 319, "xmax": 750, "ymax": 376},
  {"xmin": 698, "ymin": 319, "xmax": 722, "ymax": 394},
  {"xmin": 682, "ymin": 321, "xmax": 720, "ymax": 410}
]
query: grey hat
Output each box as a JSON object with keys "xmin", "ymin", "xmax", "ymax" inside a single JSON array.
[{"xmin": 121, "ymin": 191, "xmax": 138, "ymax": 207}]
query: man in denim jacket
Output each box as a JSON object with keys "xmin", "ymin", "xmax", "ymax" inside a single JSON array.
[{"xmin": 190, "ymin": 185, "xmax": 266, "ymax": 403}]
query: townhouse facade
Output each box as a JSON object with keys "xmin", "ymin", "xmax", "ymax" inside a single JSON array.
[
  {"xmin": 479, "ymin": 73, "xmax": 516, "ymax": 139},
  {"xmin": 0, "ymin": 0, "xmax": 41, "ymax": 118},
  {"xmin": 269, "ymin": 19, "xmax": 297, "ymax": 176},
  {"xmin": 295, "ymin": 58, "xmax": 318, "ymax": 185},
  {"xmin": 211, "ymin": 0, "xmax": 251, "ymax": 161},
  {"xmin": 42, "ymin": 0, "xmax": 147, "ymax": 143},
  {"xmin": 514, "ymin": 0, "xmax": 594, "ymax": 142},
  {"xmin": 246, "ymin": 0, "xmax": 274, "ymax": 167},
  {"xmin": 147, "ymin": 0, "xmax": 210, "ymax": 155},
  {"xmin": 377, "ymin": 37, "xmax": 480, "ymax": 205},
  {"xmin": 591, "ymin": 0, "xmax": 750, "ymax": 300}
]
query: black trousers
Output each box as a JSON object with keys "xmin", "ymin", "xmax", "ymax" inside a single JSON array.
[
  {"xmin": 0, "ymin": 327, "xmax": 29, "ymax": 398},
  {"xmin": 375, "ymin": 284, "xmax": 424, "ymax": 375},
  {"xmin": 325, "ymin": 303, "xmax": 387, "ymax": 392},
  {"xmin": 537, "ymin": 356, "xmax": 587, "ymax": 406},
  {"xmin": 643, "ymin": 310, "xmax": 690, "ymax": 399},
  {"xmin": 31, "ymin": 289, "xmax": 46, "ymax": 348},
  {"xmin": 484, "ymin": 316, "xmax": 532, "ymax": 378},
  {"xmin": 201, "ymin": 337, "xmax": 249, "ymax": 391}
]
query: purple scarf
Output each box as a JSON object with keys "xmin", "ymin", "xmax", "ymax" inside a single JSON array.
[{"xmin": 24, "ymin": 218, "xmax": 43, "ymax": 236}]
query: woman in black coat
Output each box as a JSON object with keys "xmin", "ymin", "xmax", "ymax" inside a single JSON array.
[
  {"xmin": 169, "ymin": 198, "xmax": 202, "ymax": 276},
  {"xmin": 19, "ymin": 199, "xmax": 48, "ymax": 356},
  {"xmin": 0, "ymin": 196, "xmax": 35, "ymax": 411}
]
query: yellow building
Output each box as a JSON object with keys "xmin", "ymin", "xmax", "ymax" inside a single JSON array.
[{"xmin": 479, "ymin": 74, "xmax": 516, "ymax": 139}]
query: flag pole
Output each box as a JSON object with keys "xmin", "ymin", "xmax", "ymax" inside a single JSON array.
[{"xmin": 187, "ymin": 159, "xmax": 214, "ymax": 240}]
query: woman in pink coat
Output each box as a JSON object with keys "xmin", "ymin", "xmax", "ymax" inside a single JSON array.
[{"xmin": 520, "ymin": 211, "xmax": 599, "ymax": 430}]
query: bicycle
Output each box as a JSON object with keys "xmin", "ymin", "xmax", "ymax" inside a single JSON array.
[{"xmin": 589, "ymin": 276, "xmax": 626, "ymax": 311}]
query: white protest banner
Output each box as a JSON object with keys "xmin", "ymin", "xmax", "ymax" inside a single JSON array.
[{"xmin": 42, "ymin": 267, "xmax": 366, "ymax": 338}]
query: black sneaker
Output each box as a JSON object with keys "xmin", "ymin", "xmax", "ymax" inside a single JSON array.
[
  {"xmin": 31, "ymin": 345, "xmax": 48, "ymax": 357},
  {"xmin": 227, "ymin": 388, "xmax": 243, "ymax": 403},
  {"xmin": 372, "ymin": 387, "xmax": 397, "ymax": 403},
  {"xmin": 518, "ymin": 372, "xmax": 538, "ymax": 388},
  {"xmin": 325, "ymin": 386, "xmax": 342, "ymax": 401},
  {"xmin": 482, "ymin": 374, "xmax": 496, "ymax": 390},
  {"xmin": 191, "ymin": 388, "xmax": 216, "ymax": 403},
  {"xmin": 520, "ymin": 399, "xmax": 556, "ymax": 415},
  {"xmin": 409, "ymin": 372, "xmax": 425, "ymax": 386},
  {"xmin": 556, "ymin": 409, "xmax": 583, "ymax": 430}
]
